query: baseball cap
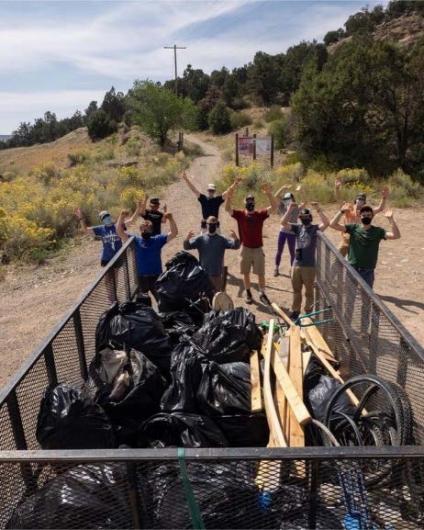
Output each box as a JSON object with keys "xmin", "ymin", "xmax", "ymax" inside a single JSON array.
[
  {"xmin": 149, "ymin": 197, "xmax": 160, "ymax": 204},
  {"xmin": 207, "ymin": 183, "xmax": 216, "ymax": 191},
  {"xmin": 246, "ymin": 194, "xmax": 255, "ymax": 201},
  {"xmin": 356, "ymin": 193, "xmax": 366, "ymax": 201},
  {"xmin": 300, "ymin": 208, "xmax": 311, "ymax": 216},
  {"xmin": 99, "ymin": 210, "xmax": 110, "ymax": 221},
  {"xmin": 283, "ymin": 192, "xmax": 292, "ymax": 200}
]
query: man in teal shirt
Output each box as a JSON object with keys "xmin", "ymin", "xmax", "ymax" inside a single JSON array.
[{"xmin": 330, "ymin": 204, "xmax": 401, "ymax": 287}]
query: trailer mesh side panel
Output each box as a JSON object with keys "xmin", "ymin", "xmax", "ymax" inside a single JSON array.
[{"xmin": 315, "ymin": 233, "xmax": 424, "ymax": 443}]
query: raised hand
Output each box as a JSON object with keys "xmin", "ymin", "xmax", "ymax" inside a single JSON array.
[
  {"xmin": 120, "ymin": 209, "xmax": 130, "ymax": 217},
  {"xmin": 261, "ymin": 182, "xmax": 272, "ymax": 193},
  {"xmin": 381, "ymin": 186, "xmax": 390, "ymax": 199},
  {"xmin": 295, "ymin": 184, "xmax": 302, "ymax": 192},
  {"xmin": 340, "ymin": 202, "xmax": 351, "ymax": 214},
  {"xmin": 164, "ymin": 212, "xmax": 174, "ymax": 221},
  {"xmin": 384, "ymin": 209, "xmax": 393, "ymax": 220},
  {"xmin": 229, "ymin": 230, "xmax": 238, "ymax": 239},
  {"xmin": 186, "ymin": 230, "xmax": 195, "ymax": 240}
]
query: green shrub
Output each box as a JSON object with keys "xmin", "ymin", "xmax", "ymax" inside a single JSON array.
[
  {"xmin": 388, "ymin": 169, "xmax": 424, "ymax": 207},
  {"xmin": 67, "ymin": 151, "xmax": 89, "ymax": 167},
  {"xmin": 253, "ymin": 119, "xmax": 265, "ymax": 129},
  {"xmin": 87, "ymin": 110, "xmax": 118, "ymax": 141},
  {"xmin": 230, "ymin": 111, "xmax": 252, "ymax": 130},
  {"xmin": 268, "ymin": 118, "xmax": 287, "ymax": 149},
  {"xmin": 208, "ymin": 102, "xmax": 232, "ymax": 134},
  {"xmin": 264, "ymin": 105, "xmax": 283, "ymax": 123},
  {"xmin": 336, "ymin": 168, "xmax": 370, "ymax": 185},
  {"xmin": 125, "ymin": 137, "xmax": 141, "ymax": 157},
  {"xmin": 32, "ymin": 164, "xmax": 62, "ymax": 185}
]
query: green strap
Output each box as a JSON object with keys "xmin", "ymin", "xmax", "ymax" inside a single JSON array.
[{"xmin": 177, "ymin": 448, "xmax": 206, "ymax": 530}]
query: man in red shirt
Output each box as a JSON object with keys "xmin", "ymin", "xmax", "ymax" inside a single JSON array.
[{"xmin": 226, "ymin": 182, "xmax": 278, "ymax": 304}]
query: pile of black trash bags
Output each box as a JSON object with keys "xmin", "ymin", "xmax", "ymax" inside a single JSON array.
[{"xmin": 35, "ymin": 251, "xmax": 265, "ymax": 451}]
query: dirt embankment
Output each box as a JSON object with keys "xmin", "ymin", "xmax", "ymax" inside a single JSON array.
[{"xmin": 0, "ymin": 134, "xmax": 423, "ymax": 388}]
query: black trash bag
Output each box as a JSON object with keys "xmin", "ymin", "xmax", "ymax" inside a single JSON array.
[
  {"xmin": 36, "ymin": 383, "xmax": 116, "ymax": 450},
  {"xmin": 89, "ymin": 348, "xmax": 167, "ymax": 445},
  {"xmin": 160, "ymin": 311, "xmax": 198, "ymax": 345},
  {"xmin": 307, "ymin": 375, "xmax": 353, "ymax": 423},
  {"xmin": 139, "ymin": 461, "xmax": 272, "ymax": 529},
  {"xmin": 95, "ymin": 302, "xmax": 171, "ymax": 372},
  {"xmin": 197, "ymin": 361, "xmax": 251, "ymax": 416},
  {"xmin": 160, "ymin": 341, "xmax": 204, "ymax": 413},
  {"xmin": 192, "ymin": 307, "xmax": 263, "ymax": 363},
  {"xmin": 7, "ymin": 463, "xmax": 132, "ymax": 529},
  {"xmin": 155, "ymin": 251, "xmax": 214, "ymax": 313},
  {"xmin": 139, "ymin": 412, "xmax": 228, "ymax": 448},
  {"xmin": 215, "ymin": 413, "xmax": 269, "ymax": 447}
]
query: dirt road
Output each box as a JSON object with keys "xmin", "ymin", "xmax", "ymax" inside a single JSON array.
[{"xmin": 0, "ymin": 134, "xmax": 423, "ymax": 388}]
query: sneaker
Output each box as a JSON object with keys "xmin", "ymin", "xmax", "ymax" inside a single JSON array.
[
  {"xmin": 245, "ymin": 289, "xmax": 253, "ymax": 304},
  {"xmin": 259, "ymin": 292, "xmax": 271, "ymax": 306},
  {"xmin": 273, "ymin": 268, "xmax": 279, "ymax": 277},
  {"xmin": 289, "ymin": 311, "xmax": 300, "ymax": 322}
]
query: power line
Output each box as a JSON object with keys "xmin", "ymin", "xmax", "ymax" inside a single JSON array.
[{"xmin": 164, "ymin": 44, "xmax": 187, "ymax": 96}]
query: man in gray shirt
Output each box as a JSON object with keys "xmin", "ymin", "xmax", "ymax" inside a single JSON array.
[
  {"xmin": 183, "ymin": 216, "xmax": 240, "ymax": 291},
  {"xmin": 281, "ymin": 203, "xmax": 329, "ymax": 320}
]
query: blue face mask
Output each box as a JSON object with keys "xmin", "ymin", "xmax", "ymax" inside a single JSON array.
[{"xmin": 102, "ymin": 215, "xmax": 113, "ymax": 226}]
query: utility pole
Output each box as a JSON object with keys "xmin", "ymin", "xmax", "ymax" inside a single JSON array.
[{"xmin": 164, "ymin": 44, "xmax": 186, "ymax": 96}]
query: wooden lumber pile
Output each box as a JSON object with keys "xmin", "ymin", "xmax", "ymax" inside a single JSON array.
[{"xmin": 250, "ymin": 304, "xmax": 361, "ymax": 449}]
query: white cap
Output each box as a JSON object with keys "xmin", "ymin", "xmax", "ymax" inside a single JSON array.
[{"xmin": 207, "ymin": 183, "xmax": 216, "ymax": 191}]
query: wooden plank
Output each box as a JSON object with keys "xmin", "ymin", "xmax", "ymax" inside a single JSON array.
[
  {"xmin": 302, "ymin": 351, "xmax": 312, "ymax": 375},
  {"xmin": 262, "ymin": 344, "xmax": 311, "ymax": 427},
  {"xmin": 271, "ymin": 302, "xmax": 293, "ymax": 328},
  {"xmin": 250, "ymin": 350, "xmax": 262, "ymax": 413},
  {"xmin": 301, "ymin": 319, "xmax": 335, "ymax": 361},
  {"xmin": 261, "ymin": 322, "xmax": 287, "ymax": 447},
  {"xmin": 288, "ymin": 326, "xmax": 304, "ymax": 447}
]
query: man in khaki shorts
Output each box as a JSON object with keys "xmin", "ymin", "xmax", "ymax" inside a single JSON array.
[
  {"xmin": 226, "ymin": 182, "xmax": 277, "ymax": 304},
  {"xmin": 281, "ymin": 202, "xmax": 329, "ymax": 320}
]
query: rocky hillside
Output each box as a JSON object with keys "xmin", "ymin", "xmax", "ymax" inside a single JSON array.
[{"xmin": 374, "ymin": 13, "xmax": 424, "ymax": 45}]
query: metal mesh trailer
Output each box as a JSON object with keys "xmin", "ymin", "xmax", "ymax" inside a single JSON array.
[{"xmin": 0, "ymin": 234, "xmax": 423, "ymax": 529}]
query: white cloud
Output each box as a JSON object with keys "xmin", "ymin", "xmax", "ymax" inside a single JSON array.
[{"xmin": 0, "ymin": 90, "xmax": 105, "ymax": 132}]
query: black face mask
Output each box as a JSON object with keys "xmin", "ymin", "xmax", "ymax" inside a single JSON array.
[
  {"xmin": 142, "ymin": 231, "xmax": 152, "ymax": 240},
  {"xmin": 208, "ymin": 223, "xmax": 217, "ymax": 234},
  {"xmin": 361, "ymin": 217, "xmax": 372, "ymax": 225},
  {"xmin": 301, "ymin": 217, "xmax": 312, "ymax": 226},
  {"xmin": 245, "ymin": 202, "xmax": 255, "ymax": 212}
]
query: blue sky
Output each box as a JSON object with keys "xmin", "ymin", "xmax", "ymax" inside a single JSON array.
[{"xmin": 0, "ymin": 0, "xmax": 388, "ymax": 134}]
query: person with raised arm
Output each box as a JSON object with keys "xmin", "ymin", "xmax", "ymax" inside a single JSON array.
[
  {"xmin": 329, "ymin": 202, "xmax": 400, "ymax": 288},
  {"xmin": 183, "ymin": 216, "xmax": 240, "ymax": 292},
  {"xmin": 281, "ymin": 202, "xmax": 329, "ymax": 320},
  {"xmin": 116, "ymin": 210, "xmax": 178, "ymax": 300},
  {"xmin": 180, "ymin": 170, "xmax": 238, "ymax": 231},
  {"xmin": 226, "ymin": 182, "xmax": 278, "ymax": 305}
]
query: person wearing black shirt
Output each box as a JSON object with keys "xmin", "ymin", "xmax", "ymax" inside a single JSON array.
[
  {"xmin": 180, "ymin": 170, "xmax": 238, "ymax": 231},
  {"xmin": 137, "ymin": 195, "xmax": 167, "ymax": 236}
]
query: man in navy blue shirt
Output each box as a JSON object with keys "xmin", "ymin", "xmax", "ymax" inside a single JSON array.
[
  {"xmin": 75, "ymin": 208, "xmax": 137, "ymax": 266},
  {"xmin": 117, "ymin": 210, "xmax": 178, "ymax": 299}
]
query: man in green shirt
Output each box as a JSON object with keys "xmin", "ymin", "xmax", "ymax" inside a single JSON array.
[{"xmin": 330, "ymin": 204, "xmax": 400, "ymax": 287}]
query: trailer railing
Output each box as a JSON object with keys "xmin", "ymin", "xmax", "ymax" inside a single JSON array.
[{"xmin": 0, "ymin": 233, "xmax": 423, "ymax": 528}]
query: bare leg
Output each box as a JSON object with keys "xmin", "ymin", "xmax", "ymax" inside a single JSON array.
[
  {"xmin": 243, "ymin": 272, "xmax": 251, "ymax": 290},
  {"xmin": 258, "ymin": 274, "xmax": 266, "ymax": 291}
]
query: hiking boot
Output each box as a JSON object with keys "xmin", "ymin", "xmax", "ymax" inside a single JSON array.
[
  {"xmin": 245, "ymin": 289, "xmax": 253, "ymax": 304},
  {"xmin": 259, "ymin": 292, "xmax": 271, "ymax": 306},
  {"xmin": 273, "ymin": 268, "xmax": 279, "ymax": 277}
]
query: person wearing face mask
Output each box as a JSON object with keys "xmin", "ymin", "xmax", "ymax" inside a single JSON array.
[
  {"xmin": 334, "ymin": 179, "xmax": 389, "ymax": 258},
  {"xmin": 330, "ymin": 203, "xmax": 400, "ymax": 288},
  {"xmin": 137, "ymin": 194, "xmax": 167, "ymax": 236},
  {"xmin": 281, "ymin": 202, "xmax": 329, "ymax": 320},
  {"xmin": 116, "ymin": 211, "xmax": 178, "ymax": 299},
  {"xmin": 180, "ymin": 170, "xmax": 238, "ymax": 231},
  {"xmin": 75, "ymin": 207, "xmax": 137, "ymax": 267},
  {"xmin": 183, "ymin": 216, "xmax": 240, "ymax": 292},
  {"xmin": 226, "ymin": 182, "xmax": 278, "ymax": 305},
  {"xmin": 274, "ymin": 191, "xmax": 300, "ymax": 276}
]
